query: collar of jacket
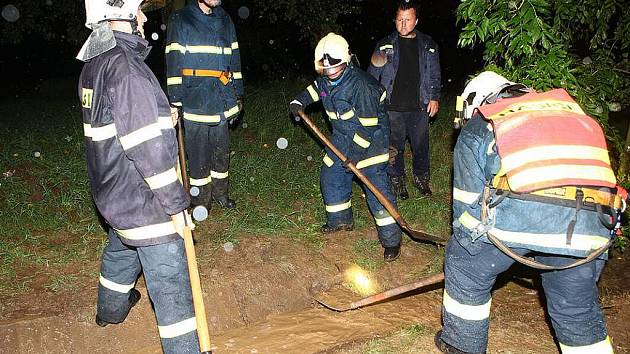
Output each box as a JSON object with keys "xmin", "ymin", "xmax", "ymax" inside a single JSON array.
[
  {"xmin": 322, "ymin": 63, "xmax": 355, "ymax": 91},
  {"xmin": 388, "ymin": 29, "xmax": 421, "ymax": 44},
  {"xmin": 113, "ymin": 31, "xmax": 151, "ymax": 60},
  {"xmin": 188, "ymin": 2, "xmax": 227, "ymax": 19}
]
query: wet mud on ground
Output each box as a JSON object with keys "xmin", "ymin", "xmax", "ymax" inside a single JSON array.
[{"xmin": 1, "ymin": 230, "xmax": 628, "ymax": 353}]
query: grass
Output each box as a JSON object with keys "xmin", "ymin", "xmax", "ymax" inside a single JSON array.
[
  {"xmin": 0, "ymin": 78, "xmax": 455, "ymax": 297},
  {"xmin": 341, "ymin": 323, "xmax": 436, "ymax": 354}
]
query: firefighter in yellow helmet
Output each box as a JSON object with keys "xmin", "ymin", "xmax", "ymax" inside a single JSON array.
[
  {"xmin": 290, "ymin": 33, "xmax": 403, "ymax": 261},
  {"xmin": 435, "ymin": 71, "xmax": 620, "ymax": 354},
  {"xmin": 77, "ymin": 1, "xmax": 200, "ymax": 352}
]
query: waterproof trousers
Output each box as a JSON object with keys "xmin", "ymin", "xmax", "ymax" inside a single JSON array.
[
  {"xmin": 97, "ymin": 229, "xmax": 200, "ymax": 354},
  {"xmin": 387, "ymin": 110, "xmax": 430, "ymax": 180},
  {"xmin": 184, "ymin": 119, "xmax": 230, "ymax": 199},
  {"xmin": 320, "ymin": 155, "xmax": 402, "ymax": 247},
  {"xmin": 440, "ymin": 236, "xmax": 613, "ymax": 354}
]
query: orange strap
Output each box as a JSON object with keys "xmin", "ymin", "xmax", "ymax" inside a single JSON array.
[{"xmin": 181, "ymin": 69, "xmax": 231, "ymax": 85}]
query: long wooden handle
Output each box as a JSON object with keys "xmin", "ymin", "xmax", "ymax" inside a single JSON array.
[
  {"xmin": 350, "ymin": 272, "xmax": 445, "ymax": 310},
  {"xmin": 182, "ymin": 225, "xmax": 212, "ymax": 353},
  {"xmin": 176, "ymin": 114, "xmax": 212, "ymax": 353},
  {"xmin": 177, "ymin": 115, "xmax": 190, "ymax": 193},
  {"xmin": 297, "ymin": 111, "xmax": 443, "ymax": 244}
]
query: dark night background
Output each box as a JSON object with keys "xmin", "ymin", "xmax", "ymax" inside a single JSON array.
[{"xmin": 0, "ymin": 0, "xmax": 483, "ymax": 100}]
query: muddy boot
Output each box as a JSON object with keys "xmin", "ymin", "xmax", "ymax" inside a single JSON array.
[
  {"xmin": 213, "ymin": 195, "xmax": 236, "ymax": 209},
  {"xmin": 413, "ymin": 175, "xmax": 432, "ymax": 196},
  {"xmin": 383, "ymin": 244, "xmax": 401, "ymax": 262},
  {"xmin": 96, "ymin": 289, "xmax": 141, "ymax": 327},
  {"xmin": 434, "ymin": 330, "xmax": 483, "ymax": 354},
  {"xmin": 321, "ymin": 223, "xmax": 354, "ymax": 234},
  {"xmin": 390, "ymin": 176, "xmax": 409, "ymax": 200},
  {"xmin": 191, "ymin": 186, "xmax": 212, "ymax": 211}
]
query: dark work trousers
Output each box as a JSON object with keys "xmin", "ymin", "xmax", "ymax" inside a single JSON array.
[
  {"xmin": 184, "ymin": 119, "xmax": 230, "ymax": 198},
  {"xmin": 441, "ymin": 237, "xmax": 610, "ymax": 354},
  {"xmin": 387, "ymin": 110, "xmax": 430, "ymax": 180},
  {"xmin": 320, "ymin": 155, "xmax": 402, "ymax": 247},
  {"xmin": 97, "ymin": 229, "xmax": 200, "ymax": 354}
]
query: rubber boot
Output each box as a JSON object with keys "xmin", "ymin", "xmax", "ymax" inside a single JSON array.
[
  {"xmin": 434, "ymin": 330, "xmax": 485, "ymax": 354},
  {"xmin": 383, "ymin": 244, "xmax": 401, "ymax": 262},
  {"xmin": 320, "ymin": 223, "xmax": 354, "ymax": 233},
  {"xmin": 213, "ymin": 195, "xmax": 236, "ymax": 209},
  {"xmin": 96, "ymin": 289, "xmax": 141, "ymax": 327},
  {"xmin": 390, "ymin": 176, "xmax": 409, "ymax": 200},
  {"xmin": 413, "ymin": 174, "xmax": 432, "ymax": 196},
  {"xmin": 191, "ymin": 185, "xmax": 212, "ymax": 211}
]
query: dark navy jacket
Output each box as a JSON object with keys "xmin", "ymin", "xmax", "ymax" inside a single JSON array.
[
  {"xmin": 368, "ymin": 30, "xmax": 441, "ymax": 105},
  {"xmin": 78, "ymin": 31, "xmax": 188, "ymax": 247},
  {"xmin": 166, "ymin": 3, "xmax": 242, "ymax": 124},
  {"xmin": 293, "ymin": 64, "xmax": 391, "ymax": 169}
]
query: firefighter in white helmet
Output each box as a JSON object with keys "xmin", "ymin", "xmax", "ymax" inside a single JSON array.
[
  {"xmin": 77, "ymin": 1, "xmax": 200, "ymax": 352},
  {"xmin": 290, "ymin": 33, "xmax": 403, "ymax": 261},
  {"xmin": 435, "ymin": 71, "xmax": 620, "ymax": 353}
]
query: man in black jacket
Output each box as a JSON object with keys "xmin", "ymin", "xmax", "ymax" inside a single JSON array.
[
  {"xmin": 77, "ymin": 1, "xmax": 199, "ymax": 353},
  {"xmin": 368, "ymin": 0, "xmax": 441, "ymax": 198}
]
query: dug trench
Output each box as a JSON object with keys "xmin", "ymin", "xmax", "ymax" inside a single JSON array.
[{"xmin": 1, "ymin": 227, "xmax": 628, "ymax": 353}]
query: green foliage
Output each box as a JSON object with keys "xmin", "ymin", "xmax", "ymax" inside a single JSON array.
[{"xmin": 456, "ymin": 0, "xmax": 630, "ymax": 177}]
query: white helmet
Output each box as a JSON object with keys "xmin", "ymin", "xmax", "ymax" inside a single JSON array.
[
  {"xmin": 83, "ymin": 0, "xmax": 144, "ymax": 29},
  {"xmin": 314, "ymin": 33, "xmax": 351, "ymax": 78},
  {"xmin": 458, "ymin": 71, "xmax": 529, "ymax": 120}
]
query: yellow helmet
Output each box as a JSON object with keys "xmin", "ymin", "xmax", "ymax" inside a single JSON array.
[{"xmin": 314, "ymin": 33, "xmax": 351, "ymax": 77}]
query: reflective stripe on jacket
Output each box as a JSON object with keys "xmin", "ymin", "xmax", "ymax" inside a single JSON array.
[
  {"xmin": 367, "ymin": 30, "xmax": 441, "ymax": 105},
  {"xmin": 293, "ymin": 64, "xmax": 390, "ymax": 168},
  {"xmin": 166, "ymin": 4, "xmax": 242, "ymax": 124},
  {"xmin": 78, "ymin": 31, "xmax": 188, "ymax": 247}
]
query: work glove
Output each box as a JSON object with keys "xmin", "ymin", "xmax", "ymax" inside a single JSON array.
[
  {"xmin": 289, "ymin": 100, "xmax": 303, "ymax": 121},
  {"xmin": 170, "ymin": 105, "xmax": 182, "ymax": 127},
  {"xmin": 388, "ymin": 145, "xmax": 398, "ymax": 166},
  {"xmin": 171, "ymin": 210, "xmax": 195, "ymax": 239}
]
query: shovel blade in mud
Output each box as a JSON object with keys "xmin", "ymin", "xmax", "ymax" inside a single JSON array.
[{"xmin": 315, "ymin": 272, "xmax": 445, "ymax": 312}]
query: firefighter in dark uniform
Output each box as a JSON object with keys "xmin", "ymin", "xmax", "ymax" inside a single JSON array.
[
  {"xmin": 435, "ymin": 71, "xmax": 619, "ymax": 354},
  {"xmin": 289, "ymin": 33, "xmax": 403, "ymax": 261},
  {"xmin": 166, "ymin": 0, "xmax": 243, "ymax": 210},
  {"xmin": 77, "ymin": 1, "xmax": 199, "ymax": 352}
]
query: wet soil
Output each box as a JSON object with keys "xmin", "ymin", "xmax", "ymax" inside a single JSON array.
[{"xmin": 1, "ymin": 228, "xmax": 628, "ymax": 353}]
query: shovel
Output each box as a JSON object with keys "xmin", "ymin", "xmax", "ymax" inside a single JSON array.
[
  {"xmin": 297, "ymin": 111, "xmax": 445, "ymax": 245},
  {"xmin": 315, "ymin": 272, "xmax": 445, "ymax": 312}
]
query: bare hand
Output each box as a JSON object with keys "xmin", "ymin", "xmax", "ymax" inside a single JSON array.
[
  {"xmin": 427, "ymin": 100, "xmax": 440, "ymax": 118},
  {"xmin": 171, "ymin": 210, "xmax": 194, "ymax": 238},
  {"xmin": 170, "ymin": 106, "xmax": 179, "ymax": 127}
]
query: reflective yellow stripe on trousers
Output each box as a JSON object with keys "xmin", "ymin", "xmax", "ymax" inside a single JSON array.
[
  {"xmin": 559, "ymin": 336, "xmax": 613, "ymax": 354},
  {"xmin": 442, "ymin": 290, "xmax": 491, "ymax": 321}
]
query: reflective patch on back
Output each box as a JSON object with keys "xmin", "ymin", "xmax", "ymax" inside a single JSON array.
[{"xmin": 82, "ymin": 88, "xmax": 93, "ymax": 109}]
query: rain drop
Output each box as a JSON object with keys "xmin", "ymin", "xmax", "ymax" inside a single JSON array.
[
  {"xmin": 151, "ymin": 32, "xmax": 159, "ymax": 41},
  {"xmin": 45, "ymin": 0, "xmax": 52, "ymax": 5},
  {"xmin": 262, "ymin": 63, "xmax": 269, "ymax": 71},
  {"xmin": 307, "ymin": 155, "xmax": 313, "ymax": 161},
  {"xmin": 276, "ymin": 137, "xmax": 288, "ymax": 149},
  {"xmin": 242, "ymin": 122, "xmax": 248, "ymax": 129},
  {"xmin": 269, "ymin": 39, "xmax": 274, "ymax": 45},
  {"xmin": 223, "ymin": 242, "xmax": 234, "ymax": 252},
  {"xmin": 249, "ymin": 177, "xmax": 255, "ymax": 182},
  {"xmin": 160, "ymin": 23, "xmax": 167, "ymax": 31},
  {"xmin": 2, "ymin": 4, "xmax": 20, "ymax": 22},
  {"xmin": 238, "ymin": 6, "xmax": 250, "ymax": 19},
  {"xmin": 34, "ymin": 151, "xmax": 41, "ymax": 158}
]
